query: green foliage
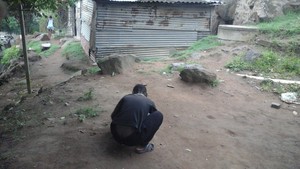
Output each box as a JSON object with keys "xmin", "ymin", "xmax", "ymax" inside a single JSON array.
[
  {"xmin": 172, "ymin": 36, "xmax": 222, "ymax": 60},
  {"xmin": 88, "ymin": 67, "xmax": 101, "ymax": 74},
  {"xmin": 40, "ymin": 45, "xmax": 60, "ymax": 57},
  {"xmin": 225, "ymin": 50, "xmax": 300, "ymax": 77},
  {"xmin": 260, "ymin": 80, "xmax": 300, "ymax": 95},
  {"xmin": 160, "ymin": 65, "xmax": 173, "ymax": 74},
  {"xmin": 28, "ymin": 41, "xmax": 42, "ymax": 53},
  {"xmin": 62, "ymin": 42, "xmax": 86, "ymax": 61},
  {"xmin": 77, "ymin": 88, "xmax": 94, "ymax": 101},
  {"xmin": 258, "ymin": 11, "xmax": 300, "ymax": 37},
  {"xmin": 210, "ymin": 79, "xmax": 220, "ymax": 87},
  {"xmin": 252, "ymin": 51, "xmax": 279, "ymax": 73},
  {"xmin": 1, "ymin": 46, "xmax": 20, "ymax": 65},
  {"xmin": 75, "ymin": 107, "xmax": 99, "ymax": 122},
  {"xmin": 0, "ymin": 16, "xmax": 20, "ymax": 34},
  {"xmin": 27, "ymin": 41, "xmax": 59, "ymax": 57},
  {"xmin": 225, "ymin": 54, "xmax": 251, "ymax": 72}
]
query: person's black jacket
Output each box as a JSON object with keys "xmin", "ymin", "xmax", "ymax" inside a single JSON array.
[{"xmin": 111, "ymin": 94, "xmax": 157, "ymax": 132}]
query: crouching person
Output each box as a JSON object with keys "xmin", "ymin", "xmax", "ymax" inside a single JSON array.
[{"xmin": 110, "ymin": 84, "xmax": 163, "ymax": 154}]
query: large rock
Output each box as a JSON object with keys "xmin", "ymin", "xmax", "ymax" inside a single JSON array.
[
  {"xmin": 36, "ymin": 34, "xmax": 50, "ymax": 41},
  {"xmin": 27, "ymin": 51, "xmax": 42, "ymax": 62},
  {"xmin": 97, "ymin": 54, "xmax": 140, "ymax": 75},
  {"xmin": 179, "ymin": 64, "xmax": 217, "ymax": 84},
  {"xmin": 213, "ymin": 0, "xmax": 300, "ymax": 27},
  {"xmin": 233, "ymin": 0, "xmax": 300, "ymax": 24}
]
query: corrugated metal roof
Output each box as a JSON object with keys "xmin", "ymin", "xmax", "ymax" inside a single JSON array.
[{"xmin": 108, "ymin": 0, "xmax": 221, "ymax": 4}]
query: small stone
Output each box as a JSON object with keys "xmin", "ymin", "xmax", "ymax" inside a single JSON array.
[
  {"xmin": 167, "ymin": 84, "xmax": 174, "ymax": 88},
  {"xmin": 64, "ymin": 102, "xmax": 70, "ymax": 106},
  {"xmin": 293, "ymin": 111, "xmax": 298, "ymax": 116},
  {"xmin": 185, "ymin": 148, "xmax": 191, "ymax": 152},
  {"xmin": 60, "ymin": 117, "xmax": 65, "ymax": 120},
  {"xmin": 271, "ymin": 102, "xmax": 281, "ymax": 109},
  {"xmin": 47, "ymin": 118, "xmax": 55, "ymax": 121}
]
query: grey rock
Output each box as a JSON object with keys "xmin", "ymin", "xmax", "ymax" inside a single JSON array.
[
  {"xmin": 36, "ymin": 34, "xmax": 50, "ymax": 41},
  {"xmin": 179, "ymin": 64, "xmax": 217, "ymax": 84},
  {"xmin": 97, "ymin": 54, "xmax": 140, "ymax": 75},
  {"xmin": 244, "ymin": 50, "xmax": 261, "ymax": 62},
  {"xmin": 171, "ymin": 62, "xmax": 185, "ymax": 71},
  {"xmin": 271, "ymin": 102, "xmax": 281, "ymax": 109},
  {"xmin": 28, "ymin": 51, "xmax": 42, "ymax": 62}
]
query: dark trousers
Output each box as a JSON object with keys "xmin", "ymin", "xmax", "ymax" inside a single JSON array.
[{"xmin": 111, "ymin": 111, "xmax": 163, "ymax": 146}]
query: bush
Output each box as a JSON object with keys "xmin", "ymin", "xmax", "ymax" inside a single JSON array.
[{"xmin": 1, "ymin": 46, "xmax": 21, "ymax": 65}]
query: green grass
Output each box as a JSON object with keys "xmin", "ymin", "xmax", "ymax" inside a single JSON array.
[
  {"xmin": 225, "ymin": 50, "xmax": 300, "ymax": 77},
  {"xmin": 77, "ymin": 88, "xmax": 94, "ymax": 101},
  {"xmin": 75, "ymin": 107, "xmax": 99, "ymax": 122},
  {"xmin": 62, "ymin": 42, "xmax": 86, "ymax": 61},
  {"xmin": 88, "ymin": 67, "xmax": 101, "ymax": 74},
  {"xmin": 27, "ymin": 41, "xmax": 59, "ymax": 57},
  {"xmin": 260, "ymin": 80, "xmax": 300, "ymax": 95},
  {"xmin": 40, "ymin": 45, "xmax": 60, "ymax": 57},
  {"xmin": 171, "ymin": 36, "xmax": 222, "ymax": 60},
  {"xmin": 27, "ymin": 41, "xmax": 42, "ymax": 53},
  {"xmin": 1, "ymin": 46, "xmax": 21, "ymax": 65},
  {"xmin": 258, "ymin": 11, "xmax": 300, "ymax": 37}
]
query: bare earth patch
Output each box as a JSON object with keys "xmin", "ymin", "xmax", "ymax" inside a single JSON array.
[{"xmin": 0, "ymin": 40, "xmax": 299, "ymax": 169}]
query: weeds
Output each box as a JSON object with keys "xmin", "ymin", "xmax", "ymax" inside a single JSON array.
[
  {"xmin": 88, "ymin": 67, "xmax": 101, "ymax": 74},
  {"xmin": 40, "ymin": 45, "xmax": 60, "ymax": 57},
  {"xmin": 75, "ymin": 107, "xmax": 99, "ymax": 122},
  {"xmin": 258, "ymin": 11, "xmax": 300, "ymax": 37},
  {"xmin": 27, "ymin": 41, "xmax": 59, "ymax": 57},
  {"xmin": 260, "ymin": 80, "xmax": 300, "ymax": 95},
  {"xmin": 27, "ymin": 41, "xmax": 42, "ymax": 53},
  {"xmin": 77, "ymin": 88, "xmax": 94, "ymax": 101},
  {"xmin": 62, "ymin": 42, "xmax": 86, "ymax": 61},
  {"xmin": 225, "ymin": 50, "xmax": 300, "ymax": 77},
  {"xmin": 225, "ymin": 54, "xmax": 251, "ymax": 72},
  {"xmin": 210, "ymin": 79, "xmax": 220, "ymax": 87},
  {"xmin": 1, "ymin": 46, "xmax": 20, "ymax": 65},
  {"xmin": 171, "ymin": 36, "xmax": 222, "ymax": 60}
]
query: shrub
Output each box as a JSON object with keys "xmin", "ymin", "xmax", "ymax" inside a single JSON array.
[{"xmin": 1, "ymin": 46, "xmax": 21, "ymax": 65}]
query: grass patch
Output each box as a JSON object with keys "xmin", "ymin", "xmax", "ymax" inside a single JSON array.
[
  {"xmin": 160, "ymin": 65, "xmax": 173, "ymax": 74},
  {"xmin": 260, "ymin": 80, "xmax": 300, "ymax": 95},
  {"xmin": 171, "ymin": 36, "xmax": 222, "ymax": 60},
  {"xmin": 225, "ymin": 50, "xmax": 300, "ymax": 77},
  {"xmin": 141, "ymin": 57, "xmax": 165, "ymax": 62},
  {"xmin": 27, "ymin": 41, "xmax": 42, "ymax": 53},
  {"xmin": 62, "ymin": 42, "xmax": 86, "ymax": 61},
  {"xmin": 40, "ymin": 45, "xmax": 60, "ymax": 57},
  {"xmin": 75, "ymin": 107, "xmax": 99, "ymax": 122},
  {"xmin": 258, "ymin": 11, "xmax": 300, "ymax": 37},
  {"xmin": 27, "ymin": 40, "xmax": 59, "ymax": 57},
  {"xmin": 77, "ymin": 88, "xmax": 94, "ymax": 101},
  {"xmin": 1, "ymin": 46, "xmax": 21, "ymax": 65},
  {"xmin": 88, "ymin": 66, "xmax": 101, "ymax": 74}
]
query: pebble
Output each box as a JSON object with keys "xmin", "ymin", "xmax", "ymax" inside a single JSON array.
[
  {"xmin": 293, "ymin": 111, "xmax": 298, "ymax": 116},
  {"xmin": 185, "ymin": 148, "xmax": 191, "ymax": 152}
]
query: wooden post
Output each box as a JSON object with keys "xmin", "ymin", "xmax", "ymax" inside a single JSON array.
[{"xmin": 19, "ymin": 4, "xmax": 31, "ymax": 94}]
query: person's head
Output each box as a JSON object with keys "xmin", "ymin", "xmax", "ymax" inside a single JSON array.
[
  {"xmin": 132, "ymin": 84, "xmax": 148, "ymax": 97},
  {"xmin": 49, "ymin": 16, "xmax": 52, "ymax": 19}
]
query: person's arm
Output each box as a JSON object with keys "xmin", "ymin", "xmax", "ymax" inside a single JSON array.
[
  {"xmin": 111, "ymin": 98, "xmax": 124, "ymax": 119},
  {"xmin": 149, "ymin": 101, "xmax": 157, "ymax": 114}
]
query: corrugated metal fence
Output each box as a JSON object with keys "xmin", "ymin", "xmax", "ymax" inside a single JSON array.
[{"xmin": 95, "ymin": 2, "xmax": 213, "ymax": 59}]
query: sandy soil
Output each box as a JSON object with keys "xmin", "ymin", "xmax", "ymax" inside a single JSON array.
[{"xmin": 0, "ymin": 39, "xmax": 299, "ymax": 169}]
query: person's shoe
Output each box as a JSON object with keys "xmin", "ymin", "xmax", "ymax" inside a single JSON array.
[{"xmin": 135, "ymin": 143, "xmax": 154, "ymax": 154}]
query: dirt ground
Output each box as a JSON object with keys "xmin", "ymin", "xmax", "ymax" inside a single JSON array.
[{"xmin": 0, "ymin": 39, "xmax": 299, "ymax": 169}]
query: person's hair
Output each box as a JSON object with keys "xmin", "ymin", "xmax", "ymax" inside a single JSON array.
[
  {"xmin": 132, "ymin": 84, "xmax": 147, "ymax": 97},
  {"xmin": 49, "ymin": 16, "xmax": 52, "ymax": 19}
]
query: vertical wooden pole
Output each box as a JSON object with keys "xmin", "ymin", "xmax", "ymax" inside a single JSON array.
[{"xmin": 19, "ymin": 4, "xmax": 31, "ymax": 94}]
